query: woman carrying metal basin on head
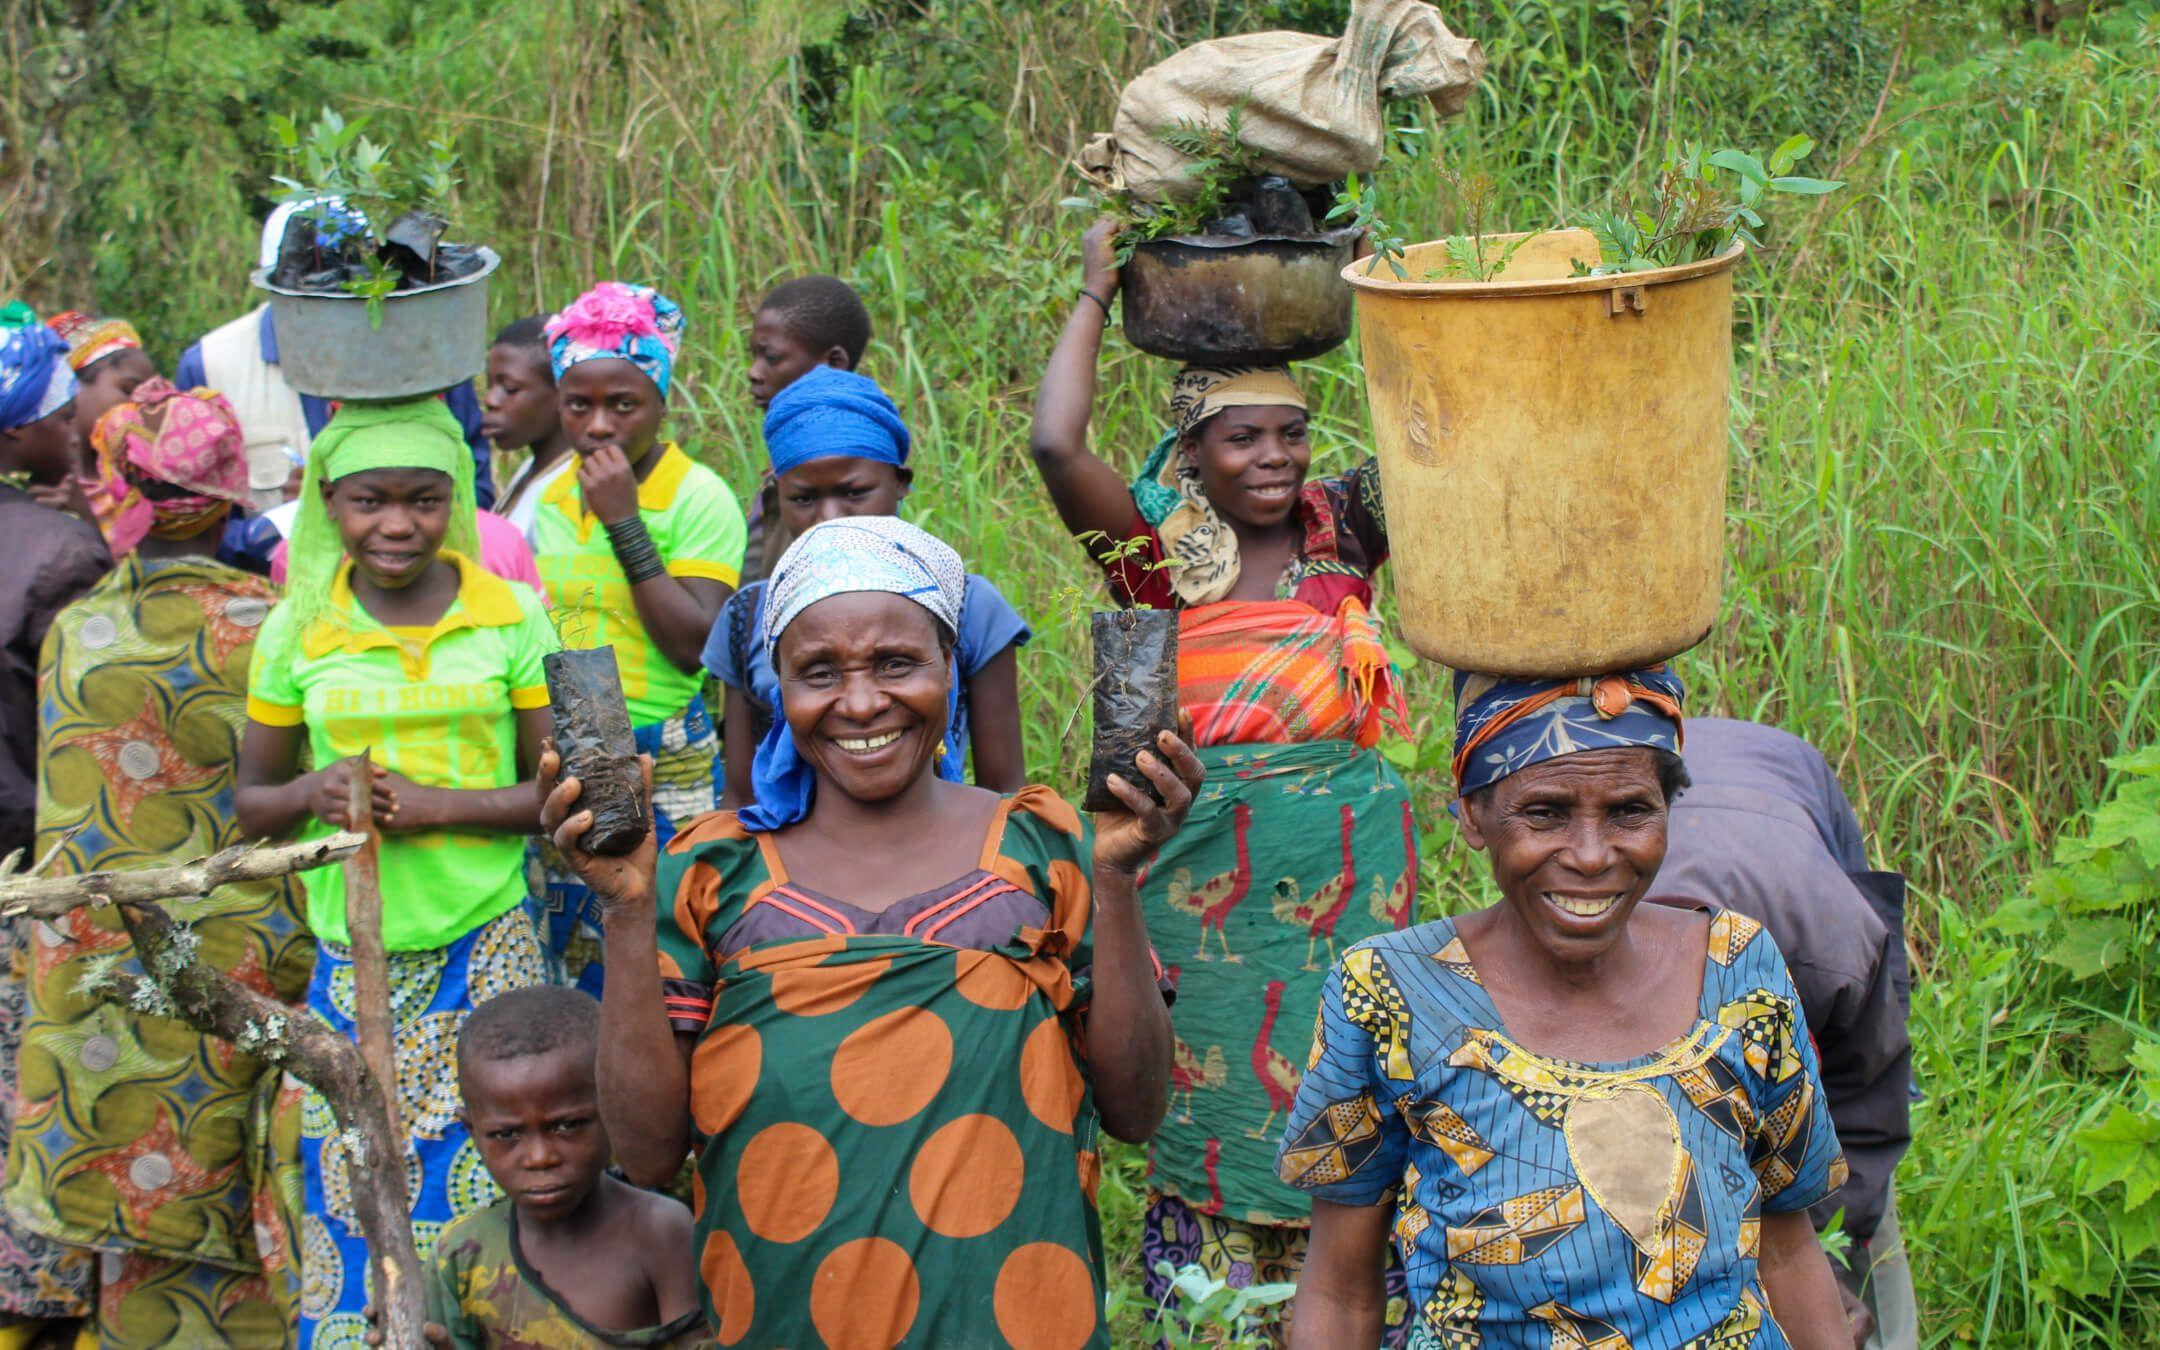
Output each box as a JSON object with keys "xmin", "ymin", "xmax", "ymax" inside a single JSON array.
[{"xmin": 1027, "ymin": 218, "xmax": 1422, "ymax": 1342}]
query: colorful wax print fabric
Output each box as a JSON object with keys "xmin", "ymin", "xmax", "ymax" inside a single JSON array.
[
  {"xmin": 1280, "ymin": 911, "xmax": 1848, "ymax": 1348},
  {"xmin": 1140, "ymin": 1189, "xmax": 1410, "ymax": 1349},
  {"xmin": 655, "ymin": 790, "xmax": 1114, "ymax": 1349},
  {"xmin": 297, "ymin": 905, "xmax": 550, "ymax": 1349},
  {"xmin": 1140, "ymin": 738, "xmax": 1417, "ymax": 1227},
  {"xmin": 0, "ymin": 919, "xmax": 94, "ymax": 1319},
  {"xmin": 1176, "ymin": 597, "xmax": 1409, "ymax": 750},
  {"xmin": 426, "ymin": 1199, "xmax": 713, "ymax": 1349},
  {"xmin": 1104, "ymin": 457, "xmax": 1388, "ymax": 617},
  {"xmin": 4, "ymin": 557, "xmax": 311, "ymax": 1330}
]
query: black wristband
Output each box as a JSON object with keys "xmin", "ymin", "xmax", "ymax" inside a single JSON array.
[
  {"xmin": 605, "ymin": 515, "xmax": 666, "ymax": 585},
  {"xmin": 1079, "ymin": 287, "xmax": 1112, "ymax": 317}
]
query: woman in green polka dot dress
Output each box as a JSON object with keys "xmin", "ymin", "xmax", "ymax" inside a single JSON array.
[{"xmin": 541, "ymin": 517, "xmax": 1202, "ymax": 1348}]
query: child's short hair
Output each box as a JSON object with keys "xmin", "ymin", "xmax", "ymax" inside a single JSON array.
[
  {"xmin": 458, "ymin": 986, "xmax": 600, "ymax": 1074},
  {"xmin": 758, "ymin": 276, "xmax": 872, "ymax": 368},
  {"xmin": 493, "ymin": 314, "xmax": 552, "ymax": 354}
]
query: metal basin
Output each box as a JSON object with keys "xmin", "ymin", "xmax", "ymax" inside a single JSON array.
[
  {"xmin": 250, "ymin": 247, "xmax": 499, "ymax": 400},
  {"xmin": 1122, "ymin": 228, "xmax": 1358, "ymax": 364}
]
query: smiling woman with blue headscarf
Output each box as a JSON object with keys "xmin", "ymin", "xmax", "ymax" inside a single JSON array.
[
  {"xmin": 1278, "ymin": 666, "xmax": 1856, "ymax": 1350},
  {"xmin": 703, "ymin": 365, "xmax": 1031, "ymax": 809},
  {"xmin": 542, "ymin": 514, "xmax": 1196, "ymax": 1347}
]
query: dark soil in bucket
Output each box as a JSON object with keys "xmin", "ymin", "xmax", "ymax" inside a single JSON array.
[
  {"xmin": 268, "ymin": 207, "xmax": 488, "ymax": 294},
  {"xmin": 1084, "ymin": 609, "xmax": 1180, "ymax": 813},
  {"xmin": 544, "ymin": 648, "xmax": 649, "ymax": 855}
]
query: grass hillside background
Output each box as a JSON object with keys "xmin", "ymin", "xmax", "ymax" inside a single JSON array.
[{"xmin": 6, "ymin": 0, "xmax": 2160, "ymax": 1343}]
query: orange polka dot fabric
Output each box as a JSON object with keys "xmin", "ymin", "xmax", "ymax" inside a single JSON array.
[{"xmin": 655, "ymin": 790, "xmax": 1112, "ymax": 1348}]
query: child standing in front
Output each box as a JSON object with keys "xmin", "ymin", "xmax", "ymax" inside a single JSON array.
[
  {"xmin": 234, "ymin": 398, "xmax": 558, "ymax": 1348},
  {"xmin": 429, "ymin": 987, "xmax": 703, "ymax": 1348},
  {"xmin": 704, "ymin": 364, "xmax": 1031, "ymax": 807},
  {"xmin": 530, "ymin": 282, "xmax": 744, "ymax": 993}
]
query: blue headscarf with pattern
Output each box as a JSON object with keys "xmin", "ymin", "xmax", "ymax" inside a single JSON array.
[
  {"xmin": 762, "ymin": 365, "xmax": 911, "ymax": 475},
  {"xmin": 0, "ymin": 302, "xmax": 77, "ymax": 432},
  {"xmin": 1451, "ymin": 667, "xmax": 1686, "ymax": 796},
  {"xmin": 544, "ymin": 281, "xmax": 686, "ymax": 398},
  {"xmin": 739, "ymin": 515, "xmax": 969, "ymax": 832}
]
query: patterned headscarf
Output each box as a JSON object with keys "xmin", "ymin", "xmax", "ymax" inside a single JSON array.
[
  {"xmin": 762, "ymin": 365, "xmax": 911, "ymax": 475},
  {"xmin": 1451, "ymin": 667, "xmax": 1687, "ymax": 797},
  {"xmin": 45, "ymin": 311, "xmax": 144, "ymax": 373},
  {"xmin": 739, "ymin": 515, "xmax": 968, "ymax": 833},
  {"xmin": 1129, "ymin": 364, "xmax": 1310, "ymax": 606},
  {"xmin": 90, "ymin": 379, "xmax": 251, "ymax": 556},
  {"xmin": 282, "ymin": 398, "xmax": 479, "ymax": 628},
  {"xmin": 0, "ymin": 302, "xmax": 77, "ymax": 432},
  {"xmin": 544, "ymin": 282, "xmax": 685, "ymax": 398}
]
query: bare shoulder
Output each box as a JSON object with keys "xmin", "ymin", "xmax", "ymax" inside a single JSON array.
[{"xmin": 627, "ymin": 1180, "xmax": 695, "ymax": 1247}]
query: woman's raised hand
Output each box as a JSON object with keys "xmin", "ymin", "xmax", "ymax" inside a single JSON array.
[
  {"xmin": 1082, "ymin": 217, "xmax": 1122, "ymax": 303},
  {"xmin": 1092, "ymin": 725, "xmax": 1206, "ymax": 877},
  {"xmin": 538, "ymin": 740, "xmax": 658, "ymax": 912}
]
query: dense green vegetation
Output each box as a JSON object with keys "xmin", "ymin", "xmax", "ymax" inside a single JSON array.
[{"xmin": 7, "ymin": 0, "xmax": 2159, "ymax": 1343}]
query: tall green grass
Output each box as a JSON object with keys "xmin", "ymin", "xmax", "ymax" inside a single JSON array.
[{"xmin": 12, "ymin": 0, "xmax": 2160, "ymax": 1341}]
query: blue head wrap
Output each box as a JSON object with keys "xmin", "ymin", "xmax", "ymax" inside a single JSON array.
[
  {"xmin": 544, "ymin": 282, "xmax": 685, "ymax": 398},
  {"xmin": 762, "ymin": 365, "xmax": 911, "ymax": 477},
  {"xmin": 1451, "ymin": 667, "xmax": 1686, "ymax": 797},
  {"xmin": 0, "ymin": 303, "xmax": 77, "ymax": 433},
  {"xmin": 738, "ymin": 515, "xmax": 968, "ymax": 833}
]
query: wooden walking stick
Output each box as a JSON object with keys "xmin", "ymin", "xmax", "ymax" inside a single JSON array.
[{"xmin": 341, "ymin": 749, "xmax": 429, "ymax": 1345}]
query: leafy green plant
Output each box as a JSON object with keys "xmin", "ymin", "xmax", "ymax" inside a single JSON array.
[
  {"xmin": 1571, "ymin": 135, "xmax": 1841, "ymax": 276},
  {"xmin": 1427, "ymin": 167, "xmax": 1541, "ymax": 281},
  {"xmin": 1107, "ymin": 100, "xmax": 1266, "ymax": 261},
  {"xmin": 266, "ymin": 107, "xmax": 466, "ymax": 328},
  {"xmin": 1143, "ymin": 1261, "xmax": 1296, "ymax": 1349},
  {"xmin": 1988, "ymin": 747, "xmax": 2160, "ymax": 1257},
  {"xmin": 1327, "ymin": 172, "xmax": 1407, "ymax": 278}
]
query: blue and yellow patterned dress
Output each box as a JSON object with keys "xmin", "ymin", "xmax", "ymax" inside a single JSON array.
[{"xmin": 1279, "ymin": 908, "xmax": 1847, "ymax": 1348}]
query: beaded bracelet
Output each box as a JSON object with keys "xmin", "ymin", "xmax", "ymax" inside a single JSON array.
[{"xmin": 605, "ymin": 515, "xmax": 667, "ymax": 585}]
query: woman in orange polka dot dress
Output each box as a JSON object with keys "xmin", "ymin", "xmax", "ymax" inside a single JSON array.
[{"xmin": 539, "ymin": 517, "xmax": 1204, "ymax": 1348}]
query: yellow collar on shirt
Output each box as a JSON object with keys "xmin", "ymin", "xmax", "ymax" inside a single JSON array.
[
  {"xmin": 542, "ymin": 442, "xmax": 694, "ymax": 542},
  {"xmin": 304, "ymin": 550, "xmax": 526, "ymax": 679}
]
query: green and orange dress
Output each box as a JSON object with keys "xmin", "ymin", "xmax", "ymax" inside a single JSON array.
[{"xmin": 654, "ymin": 788, "xmax": 1124, "ymax": 1350}]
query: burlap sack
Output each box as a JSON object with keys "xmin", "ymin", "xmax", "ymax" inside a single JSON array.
[{"xmin": 1077, "ymin": 0, "xmax": 1484, "ymax": 204}]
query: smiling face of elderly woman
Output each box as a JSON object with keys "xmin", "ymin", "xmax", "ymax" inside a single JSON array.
[
  {"xmin": 773, "ymin": 590, "xmax": 954, "ymax": 805},
  {"xmin": 1456, "ymin": 746, "xmax": 1688, "ymax": 967}
]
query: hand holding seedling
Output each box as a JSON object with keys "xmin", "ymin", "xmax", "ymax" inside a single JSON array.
[
  {"xmin": 1092, "ymin": 724, "xmax": 1205, "ymax": 876},
  {"xmin": 577, "ymin": 444, "xmax": 643, "ymax": 524},
  {"xmin": 537, "ymin": 740, "xmax": 657, "ymax": 912}
]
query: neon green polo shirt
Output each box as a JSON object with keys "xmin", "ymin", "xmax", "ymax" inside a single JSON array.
[
  {"xmin": 247, "ymin": 552, "xmax": 557, "ymax": 951},
  {"xmin": 532, "ymin": 443, "xmax": 745, "ymax": 726}
]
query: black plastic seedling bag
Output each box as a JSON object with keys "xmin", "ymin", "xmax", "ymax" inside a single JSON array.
[
  {"xmin": 543, "ymin": 647, "xmax": 648, "ymax": 855},
  {"xmin": 1084, "ymin": 609, "xmax": 1179, "ymax": 812}
]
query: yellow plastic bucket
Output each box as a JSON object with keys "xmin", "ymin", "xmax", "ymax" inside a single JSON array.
[{"xmin": 1345, "ymin": 228, "xmax": 1741, "ymax": 677}]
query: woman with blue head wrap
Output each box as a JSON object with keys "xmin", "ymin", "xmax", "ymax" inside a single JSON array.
[
  {"xmin": 538, "ymin": 513, "xmax": 1203, "ymax": 1347},
  {"xmin": 0, "ymin": 302, "xmax": 84, "ymax": 489},
  {"xmin": 1279, "ymin": 662, "xmax": 1855, "ymax": 1349},
  {"xmin": 702, "ymin": 365, "xmax": 1032, "ymax": 807}
]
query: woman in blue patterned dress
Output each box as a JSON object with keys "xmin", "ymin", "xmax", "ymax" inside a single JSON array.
[{"xmin": 1279, "ymin": 668, "xmax": 1853, "ymax": 1349}]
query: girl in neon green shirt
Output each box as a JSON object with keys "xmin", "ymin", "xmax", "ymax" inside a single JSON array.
[{"xmin": 235, "ymin": 397, "xmax": 557, "ymax": 1347}]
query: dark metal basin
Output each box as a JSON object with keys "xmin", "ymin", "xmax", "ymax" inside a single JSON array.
[{"xmin": 1122, "ymin": 228, "xmax": 1359, "ymax": 364}]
